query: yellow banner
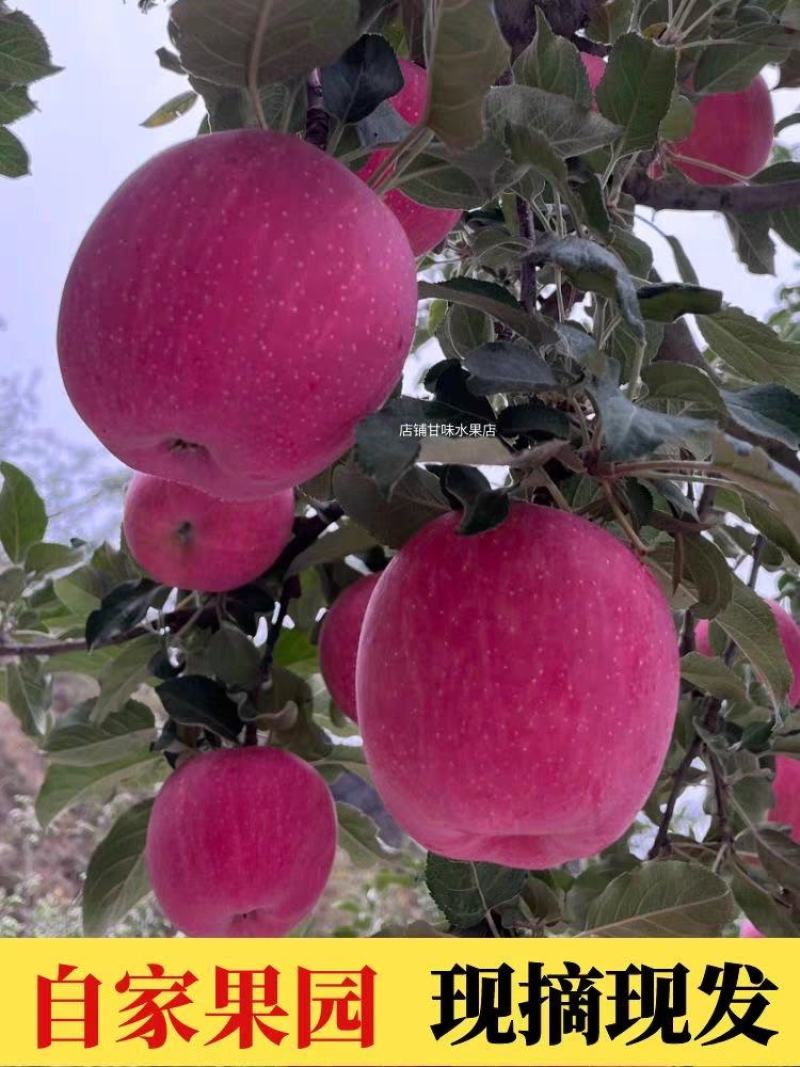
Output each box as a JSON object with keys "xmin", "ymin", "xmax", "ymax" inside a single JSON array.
[{"xmin": 0, "ymin": 938, "xmax": 796, "ymax": 1066}]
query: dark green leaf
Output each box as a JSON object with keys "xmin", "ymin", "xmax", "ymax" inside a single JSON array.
[
  {"xmin": 716, "ymin": 575, "xmax": 793, "ymax": 706},
  {"xmin": 682, "ymin": 535, "xmax": 733, "ymax": 619},
  {"xmin": 426, "ymin": 852, "xmax": 527, "ymax": 930},
  {"xmin": 157, "ymin": 674, "xmax": 243, "ymax": 742},
  {"xmin": 463, "ymin": 341, "xmax": 556, "ymax": 395},
  {"xmin": 44, "ymin": 699, "xmax": 155, "ymax": 767},
  {"xmin": 419, "ymin": 277, "xmax": 557, "ymax": 345},
  {"xmin": 321, "ymin": 33, "xmax": 402, "ymax": 123},
  {"xmin": 332, "ymin": 462, "xmax": 450, "ymax": 549},
  {"xmin": 0, "ymin": 82, "xmax": 32, "ymax": 123},
  {"xmin": 513, "ymin": 9, "xmax": 592, "ymax": 106},
  {"xmin": 336, "ymin": 802, "xmax": 394, "ymax": 867},
  {"xmin": 205, "ymin": 623, "xmax": 262, "ymax": 690},
  {"xmin": 722, "ymin": 384, "xmax": 800, "ymax": 450},
  {"xmin": 699, "ymin": 307, "xmax": 800, "ymax": 392},
  {"xmin": 85, "ymin": 578, "xmax": 164, "ymax": 650},
  {"xmin": 36, "ymin": 752, "xmax": 161, "ymax": 830},
  {"xmin": 6, "ymin": 657, "xmax": 49, "ymax": 736},
  {"xmin": 681, "ymin": 652, "xmax": 749, "ymax": 703},
  {"xmin": 0, "ymin": 565, "xmax": 24, "ymax": 602},
  {"xmin": 441, "ymin": 465, "xmax": 509, "ymax": 536},
  {"xmin": 725, "ymin": 212, "xmax": 776, "ymax": 276},
  {"xmin": 637, "ymin": 283, "xmax": 722, "ymax": 322},
  {"xmin": 0, "ymin": 10, "xmax": 61, "ymax": 84},
  {"xmin": 93, "ymin": 634, "xmax": 161, "ymax": 723},
  {"xmin": 487, "ymin": 83, "xmax": 621, "ymax": 159},
  {"xmin": 83, "ymin": 799, "xmax": 154, "ymax": 936}
]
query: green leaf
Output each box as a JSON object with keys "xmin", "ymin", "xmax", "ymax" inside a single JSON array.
[
  {"xmin": 320, "ymin": 32, "xmax": 402, "ymax": 123},
  {"xmin": 425, "ymin": 853, "xmax": 527, "ymax": 930},
  {"xmin": 680, "ymin": 652, "xmax": 749, "ymax": 703},
  {"xmin": 487, "ymin": 84, "xmax": 621, "ymax": 159},
  {"xmin": 157, "ymin": 674, "xmax": 243, "ymax": 742},
  {"xmin": 584, "ymin": 861, "xmax": 736, "ymax": 936},
  {"xmin": 754, "ymin": 161, "xmax": 800, "ymax": 254},
  {"xmin": 641, "ymin": 362, "xmax": 724, "ymax": 417},
  {"xmin": 732, "ymin": 868, "xmax": 800, "ymax": 937},
  {"xmin": 44, "ymin": 699, "xmax": 155, "ymax": 767},
  {"xmin": 6, "ymin": 657, "xmax": 49, "ymax": 736},
  {"xmin": 36, "ymin": 751, "xmax": 160, "ymax": 829},
  {"xmin": 419, "ymin": 277, "xmax": 556, "ymax": 345},
  {"xmin": 140, "ymin": 89, "xmax": 197, "ymax": 127},
  {"xmin": 699, "ymin": 307, "xmax": 800, "ymax": 392},
  {"xmin": 424, "ymin": 0, "xmax": 510, "ymax": 149},
  {"xmin": 332, "ymin": 462, "xmax": 449, "ymax": 549},
  {"xmin": 596, "ymin": 34, "xmax": 676, "ymax": 153},
  {"xmin": 336, "ymin": 802, "xmax": 393, "ymax": 867},
  {"xmin": 756, "ymin": 826, "xmax": 800, "ymax": 893},
  {"xmin": 694, "ymin": 37, "xmax": 785, "ymax": 94},
  {"xmin": 399, "ymin": 134, "xmax": 523, "ymax": 209},
  {"xmin": 0, "ymin": 10, "xmax": 61, "ymax": 84},
  {"xmin": 665, "ymin": 234, "xmax": 699, "ymax": 285},
  {"xmin": 711, "ymin": 434, "xmax": 800, "ymax": 548},
  {"xmin": 82, "ymin": 799, "xmax": 154, "ymax": 936},
  {"xmin": 85, "ymin": 578, "xmax": 164, "ymax": 650},
  {"xmin": 725, "ymin": 212, "xmax": 775, "ymax": 277},
  {"xmin": 287, "ymin": 521, "xmax": 377, "ymax": 575},
  {"xmin": 534, "ymin": 235, "xmax": 644, "ymax": 341},
  {"xmin": 205, "ymin": 623, "xmax": 262, "ymax": 689},
  {"xmin": 0, "ymin": 82, "xmax": 32, "ymax": 123},
  {"xmin": 0, "ymin": 461, "xmax": 46, "ymax": 561},
  {"xmin": 0, "ymin": 565, "xmax": 25, "ymax": 603},
  {"xmin": 637, "ymin": 283, "xmax": 722, "ymax": 323},
  {"xmin": 24, "ymin": 541, "xmax": 83, "ymax": 576},
  {"xmin": 682, "ymin": 535, "xmax": 732, "ymax": 619},
  {"xmin": 169, "ymin": 0, "xmax": 360, "ymax": 87},
  {"xmin": 745, "ymin": 496, "xmax": 800, "ymax": 566},
  {"xmin": 441, "ymin": 465, "xmax": 509, "ymax": 536},
  {"xmin": 589, "ymin": 364, "xmax": 709, "ymax": 461},
  {"xmin": 463, "ymin": 342, "xmax": 556, "ymax": 395},
  {"xmin": 722, "ymin": 384, "xmax": 800, "ymax": 450},
  {"xmin": 440, "ymin": 303, "xmax": 492, "ymax": 359},
  {"xmin": 716, "ymin": 575, "xmax": 793, "ymax": 706},
  {"xmin": 93, "ymin": 634, "xmax": 160, "ymax": 724},
  {"xmin": 513, "ymin": 9, "xmax": 592, "ymax": 105}
]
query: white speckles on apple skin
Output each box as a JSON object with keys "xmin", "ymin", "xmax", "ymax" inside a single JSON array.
[
  {"xmin": 357, "ymin": 502, "xmax": 681, "ymax": 870},
  {"xmin": 57, "ymin": 129, "xmax": 419, "ymax": 500}
]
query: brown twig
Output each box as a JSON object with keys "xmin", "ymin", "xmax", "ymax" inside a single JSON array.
[{"xmin": 626, "ymin": 171, "xmax": 800, "ymax": 215}]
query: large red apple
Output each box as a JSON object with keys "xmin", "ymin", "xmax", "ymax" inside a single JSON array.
[
  {"xmin": 58, "ymin": 130, "xmax": 418, "ymax": 500},
  {"xmin": 357, "ymin": 503, "xmax": 680, "ymax": 869},
  {"xmin": 123, "ymin": 473, "xmax": 294, "ymax": 593},
  {"xmin": 319, "ymin": 572, "xmax": 381, "ymax": 721},
  {"xmin": 358, "ymin": 59, "xmax": 461, "ymax": 256},
  {"xmin": 665, "ymin": 75, "xmax": 774, "ymax": 185},
  {"xmin": 146, "ymin": 746, "xmax": 336, "ymax": 936}
]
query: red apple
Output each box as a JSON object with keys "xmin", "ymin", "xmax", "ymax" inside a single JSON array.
[
  {"xmin": 666, "ymin": 75, "xmax": 774, "ymax": 185},
  {"xmin": 319, "ymin": 572, "xmax": 381, "ymax": 721},
  {"xmin": 695, "ymin": 599, "xmax": 800, "ymax": 704},
  {"xmin": 741, "ymin": 919, "xmax": 763, "ymax": 937},
  {"xmin": 146, "ymin": 746, "xmax": 336, "ymax": 936},
  {"xmin": 358, "ymin": 503, "xmax": 680, "ymax": 868},
  {"xmin": 58, "ymin": 130, "xmax": 418, "ymax": 500},
  {"xmin": 123, "ymin": 473, "xmax": 294, "ymax": 593},
  {"xmin": 770, "ymin": 756, "xmax": 800, "ymax": 845},
  {"xmin": 581, "ymin": 52, "xmax": 606, "ymax": 97},
  {"xmin": 358, "ymin": 59, "xmax": 461, "ymax": 256}
]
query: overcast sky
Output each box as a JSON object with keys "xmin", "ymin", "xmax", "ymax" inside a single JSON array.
[{"xmin": 1, "ymin": 0, "xmax": 798, "ymax": 460}]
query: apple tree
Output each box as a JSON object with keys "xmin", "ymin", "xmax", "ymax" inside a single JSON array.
[{"xmin": 2, "ymin": 0, "xmax": 800, "ymax": 938}]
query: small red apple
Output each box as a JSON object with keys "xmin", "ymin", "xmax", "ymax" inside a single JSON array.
[
  {"xmin": 58, "ymin": 130, "xmax": 418, "ymax": 500},
  {"xmin": 146, "ymin": 746, "xmax": 336, "ymax": 936},
  {"xmin": 581, "ymin": 52, "xmax": 606, "ymax": 97},
  {"xmin": 319, "ymin": 572, "xmax": 381, "ymax": 721},
  {"xmin": 358, "ymin": 59, "xmax": 461, "ymax": 256},
  {"xmin": 665, "ymin": 75, "xmax": 774, "ymax": 185},
  {"xmin": 741, "ymin": 919, "xmax": 763, "ymax": 937},
  {"xmin": 123, "ymin": 473, "xmax": 294, "ymax": 593},
  {"xmin": 358, "ymin": 503, "xmax": 680, "ymax": 869}
]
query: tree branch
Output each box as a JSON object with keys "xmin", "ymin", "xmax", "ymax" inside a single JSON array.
[
  {"xmin": 626, "ymin": 171, "xmax": 800, "ymax": 215},
  {"xmin": 494, "ymin": 0, "xmax": 604, "ymax": 57}
]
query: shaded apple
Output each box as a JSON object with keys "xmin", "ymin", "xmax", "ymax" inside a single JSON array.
[
  {"xmin": 581, "ymin": 52, "xmax": 606, "ymax": 96},
  {"xmin": 358, "ymin": 59, "xmax": 461, "ymax": 256},
  {"xmin": 358, "ymin": 503, "xmax": 680, "ymax": 869},
  {"xmin": 319, "ymin": 572, "xmax": 381, "ymax": 721},
  {"xmin": 665, "ymin": 75, "xmax": 774, "ymax": 185},
  {"xmin": 58, "ymin": 130, "xmax": 418, "ymax": 500},
  {"xmin": 741, "ymin": 920, "xmax": 763, "ymax": 937},
  {"xmin": 123, "ymin": 473, "xmax": 294, "ymax": 593},
  {"xmin": 146, "ymin": 746, "xmax": 336, "ymax": 936},
  {"xmin": 770, "ymin": 756, "xmax": 800, "ymax": 845}
]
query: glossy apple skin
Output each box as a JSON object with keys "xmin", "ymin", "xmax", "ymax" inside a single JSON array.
[
  {"xmin": 696, "ymin": 600, "xmax": 800, "ymax": 842},
  {"xmin": 58, "ymin": 130, "xmax": 418, "ymax": 500},
  {"xmin": 668, "ymin": 76, "xmax": 774, "ymax": 185},
  {"xmin": 319, "ymin": 573, "xmax": 381, "ymax": 721},
  {"xmin": 123, "ymin": 473, "xmax": 294, "ymax": 593},
  {"xmin": 146, "ymin": 747, "xmax": 336, "ymax": 937},
  {"xmin": 358, "ymin": 59, "xmax": 461, "ymax": 256},
  {"xmin": 358, "ymin": 503, "xmax": 680, "ymax": 868}
]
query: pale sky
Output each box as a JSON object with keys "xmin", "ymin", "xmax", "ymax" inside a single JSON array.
[{"xmin": 1, "ymin": 0, "xmax": 798, "ymax": 459}]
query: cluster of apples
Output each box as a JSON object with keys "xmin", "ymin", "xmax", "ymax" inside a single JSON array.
[{"xmin": 56, "ymin": 52, "xmax": 779, "ymax": 937}]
